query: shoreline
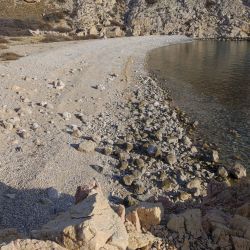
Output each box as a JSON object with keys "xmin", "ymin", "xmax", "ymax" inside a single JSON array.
[{"xmin": 0, "ymin": 36, "xmax": 249, "ymax": 249}]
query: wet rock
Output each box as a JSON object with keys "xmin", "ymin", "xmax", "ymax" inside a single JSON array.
[
  {"xmin": 230, "ymin": 163, "xmax": 246, "ymax": 179},
  {"xmin": 78, "ymin": 140, "xmax": 97, "ymax": 153}
]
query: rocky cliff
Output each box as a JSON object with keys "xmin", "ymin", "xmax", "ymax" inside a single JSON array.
[{"xmin": 0, "ymin": 0, "xmax": 249, "ymax": 39}]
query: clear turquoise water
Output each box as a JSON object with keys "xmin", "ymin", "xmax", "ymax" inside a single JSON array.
[{"xmin": 147, "ymin": 41, "xmax": 250, "ymax": 169}]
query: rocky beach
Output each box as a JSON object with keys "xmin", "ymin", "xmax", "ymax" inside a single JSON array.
[{"xmin": 0, "ymin": 33, "xmax": 249, "ymax": 249}]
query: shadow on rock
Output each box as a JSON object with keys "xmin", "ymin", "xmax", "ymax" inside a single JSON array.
[{"xmin": 0, "ymin": 182, "xmax": 74, "ymax": 235}]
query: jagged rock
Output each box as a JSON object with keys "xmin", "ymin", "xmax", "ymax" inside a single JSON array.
[
  {"xmin": 136, "ymin": 202, "xmax": 164, "ymax": 229},
  {"xmin": 32, "ymin": 186, "xmax": 128, "ymax": 250},
  {"xmin": 1, "ymin": 239, "xmax": 66, "ymax": 250},
  {"xmin": 125, "ymin": 221, "xmax": 156, "ymax": 250}
]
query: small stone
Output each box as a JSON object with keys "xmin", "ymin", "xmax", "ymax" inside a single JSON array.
[
  {"xmin": 91, "ymin": 165, "xmax": 104, "ymax": 173},
  {"xmin": 103, "ymin": 147, "xmax": 113, "ymax": 156},
  {"xmin": 125, "ymin": 142, "xmax": 133, "ymax": 153},
  {"xmin": 62, "ymin": 112, "xmax": 71, "ymax": 120},
  {"xmin": 179, "ymin": 192, "xmax": 192, "ymax": 201},
  {"xmin": 124, "ymin": 195, "xmax": 139, "ymax": 207},
  {"xmin": 184, "ymin": 136, "xmax": 192, "ymax": 147},
  {"xmin": 167, "ymin": 136, "xmax": 178, "ymax": 144},
  {"xmin": 17, "ymin": 129, "xmax": 30, "ymax": 139},
  {"xmin": 230, "ymin": 163, "xmax": 247, "ymax": 179},
  {"xmin": 187, "ymin": 178, "xmax": 202, "ymax": 196},
  {"xmin": 119, "ymin": 161, "xmax": 129, "ymax": 170},
  {"xmin": 72, "ymin": 129, "xmax": 82, "ymax": 138},
  {"xmin": 31, "ymin": 123, "xmax": 39, "ymax": 130},
  {"xmin": 78, "ymin": 141, "xmax": 97, "ymax": 153},
  {"xmin": 191, "ymin": 146, "xmax": 198, "ymax": 154},
  {"xmin": 212, "ymin": 150, "xmax": 219, "ymax": 163},
  {"xmin": 53, "ymin": 80, "xmax": 65, "ymax": 90},
  {"xmin": 133, "ymin": 180, "xmax": 145, "ymax": 195},
  {"xmin": 162, "ymin": 178, "xmax": 174, "ymax": 191},
  {"xmin": 167, "ymin": 153, "xmax": 177, "ymax": 165},
  {"xmin": 118, "ymin": 152, "xmax": 130, "ymax": 161},
  {"xmin": 123, "ymin": 175, "xmax": 135, "ymax": 186},
  {"xmin": 217, "ymin": 166, "xmax": 228, "ymax": 178},
  {"xmin": 134, "ymin": 158, "xmax": 145, "ymax": 169},
  {"xmin": 90, "ymin": 134, "xmax": 101, "ymax": 144},
  {"xmin": 147, "ymin": 144, "xmax": 157, "ymax": 156}
]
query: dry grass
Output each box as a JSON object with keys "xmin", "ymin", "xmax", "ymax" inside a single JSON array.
[
  {"xmin": 0, "ymin": 52, "xmax": 23, "ymax": 61},
  {"xmin": 0, "ymin": 37, "xmax": 9, "ymax": 43},
  {"xmin": 40, "ymin": 34, "xmax": 73, "ymax": 43}
]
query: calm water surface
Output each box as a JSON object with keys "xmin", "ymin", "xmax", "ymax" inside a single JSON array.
[{"xmin": 147, "ymin": 41, "xmax": 250, "ymax": 169}]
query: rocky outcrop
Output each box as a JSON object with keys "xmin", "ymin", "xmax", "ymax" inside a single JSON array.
[
  {"xmin": 31, "ymin": 184, "xmax": 129, "ymax": 250},
  {"xmin": 126, "ymin": 0, "xmax": 250, "ymax": 39},
  {"xmin": 1, "ymin": 0, "xmax": 249, "ymax": 39}
]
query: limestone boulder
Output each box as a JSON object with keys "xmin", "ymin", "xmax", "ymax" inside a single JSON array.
[{"xmin": 32, "ymin": 187, "xmax": 128, "ymax": 250}]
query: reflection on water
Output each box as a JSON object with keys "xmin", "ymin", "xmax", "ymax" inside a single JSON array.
[{"xmin": 147, "ymin": 41, "xmax": 250, "ymax": 168}]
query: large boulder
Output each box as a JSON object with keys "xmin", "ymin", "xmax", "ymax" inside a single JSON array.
[{"xmin": 32, "ymin": 186, "xmax": 128, "ymax": 250}]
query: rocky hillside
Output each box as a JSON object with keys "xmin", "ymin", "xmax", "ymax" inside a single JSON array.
[{"xmin": 0, "ymin": 0, "xmax": 249, "ymax": 39}]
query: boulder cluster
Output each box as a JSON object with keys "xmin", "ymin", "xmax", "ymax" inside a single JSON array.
[{"xmin": 1, "ymin": 179, "xmax": 249, "ymax": 250}]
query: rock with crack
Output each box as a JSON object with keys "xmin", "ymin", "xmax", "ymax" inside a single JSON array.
[{"xmin": 32, "ymin": 186, "xmax": 128, "ymax": 250}]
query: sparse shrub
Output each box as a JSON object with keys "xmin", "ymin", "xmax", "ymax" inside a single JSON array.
[{"xmin": 0, "ymin": 52, "xmax": 23, "ymax": 61}]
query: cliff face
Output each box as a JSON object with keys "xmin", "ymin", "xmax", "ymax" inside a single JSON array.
[
  {"xmin": 0, "ymin": 0, "xmax": 249, "ymax": 39},
  {"xmin": 127, "ymin": 0, "xmax": 250, "ymax": 39}
]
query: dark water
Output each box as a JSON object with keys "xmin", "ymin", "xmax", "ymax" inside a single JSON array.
[{"xmin": 147, "ymin": 41, "xmax": 250, "ymax": 169}]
